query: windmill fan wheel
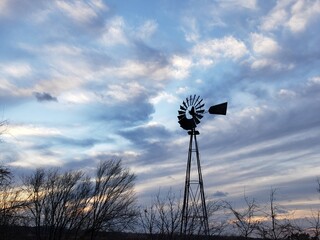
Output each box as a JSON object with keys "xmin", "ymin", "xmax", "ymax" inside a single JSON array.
[{"xmin": 177, "ymin": 95, "xmax": 205, "ymax": 130}]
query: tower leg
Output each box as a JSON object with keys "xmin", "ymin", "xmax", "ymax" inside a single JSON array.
[{"xmin": 180, "ymin": 129, "xmax": 209, "ymax": 238}]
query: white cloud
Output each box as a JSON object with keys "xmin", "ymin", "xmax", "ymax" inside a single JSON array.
[
  {"xmin": 101, "ymin": 16, "xmax": 128, "ymax": 46},
  {"xmin": 176, "ymin": 87, "xmax": 188, "ymax": 94},
  {"xmin": 260, "ymin": 0, "xmax": 320, "ymax": 33},
  {"xmin": 10, "ymin": 154, "xmax": 62, "ymax": 168},
  {"xmin": 7, "ymin": 124, "xmax": 60, "ymax": 137},
  {"xmin": 59, "ymin": 90, "xmax": 96, "ymax": 104},
  {"xmin": 43, "ymin": 44, "xmax": 83, "ymax": 56},
  {"xmin": 287, "ymin": 0, "xmax": 320, "ymax": 33},
  {"xmin": 104, "ymin": 82, "xmax": 146, "ymax": 102},
  {"xmin": 0, "ymin": 0, "xmax": 9, "ymax": 16},
  {"xmin": 192, "ymin": 36, "xmax": 248, "ymax": 66},
  {"xmin": 251, "ymin": 33, "xmax": 280, "ymax": 56},
  {"xmin": 278, "ymin": 89, "xmax": 297, "ymax": 98},
  {"xmin": 260, "ymin": 7, "xmax": 288, "ymax": 31},
  {"xmin": 182, "ymin": 17, "xmax": 200, "ymax": 43},
  {"xmin": 55, "ymin": 0, "xmax": 106, "ymax": 24},
  {"xmin": 169, "ymin": 55, "xmax": 193, "ymax": 79},
  {"xmin": 137, "ymin": 20, "xmax": 157, "ymax": 40},
  {"xmin": 250, "ymin": 58, "xmax": 294, "ymax": 70},
  {"xmin": 218, "ymin": 0, "xmax": 257, "ymax": 10},
  {"xmin": 150, "ymin": 92, "xmax": 178, "ymax": 104},
  {"xmin": 307, "ymin": 76, "xmax": 320, "ymax": 85},
  {"xmin": 0, "ymin": 62, "xmax": 32, "ymax": 78}
]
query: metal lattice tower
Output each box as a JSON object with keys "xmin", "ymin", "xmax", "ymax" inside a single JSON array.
[{"xmin": 180, "ymin": 128, "xmax": 209, "ymax": 237}]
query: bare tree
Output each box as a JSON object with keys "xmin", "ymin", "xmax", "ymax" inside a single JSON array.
[
  {"xmin": 306, "ymin": 210, "xmax": 320, "ymax": 240},
  {"xmin": 225, "ymin": 194, "xmax": 260, "ymax": 238},
  {"xmin": 306, "ymin": 179, "xmax": 320, "ymax": 240},
  {"xmin": 0, "ymin": 166, "xmax": 11, "ymax": 187},
  {"xmin": 23, "ymin": 168, "xmax": 91, "ymax": 240},
  {"xmin": 85, "ymin": 159, "xmax": 137, "ymax": 240},
  {"xmin": 22, "ymin": 159, "xmax": 137, "ymax": 240},
  {"xmin": 257, "ymin": 188, "xmax": 297, "ymax": 240},
  {"xmin": 138, "ymin": 188, "xmax": 181, "ymax": 240},
  {"xmin": 0, "ymin": 166, "xmax": 26, "ymax": 240},
  {"xmin": 207, "ymin": 200, "xmax": 228, "ymax": 236},
  {"xmin": 139, "ymin": 204, "xmax": 158, "ymax": 239},
  {"xmin": 155, "ymin": 189, "xmax": 181, "ymax": 239}
]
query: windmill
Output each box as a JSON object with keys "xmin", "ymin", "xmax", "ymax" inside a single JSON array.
[{"xmin": 177, "ymin": 95, "xmax": 227, "ymax": 237}]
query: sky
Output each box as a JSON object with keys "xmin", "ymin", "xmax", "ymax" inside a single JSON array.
[{"xmin": 1, "ymin": 0, "xmax": 320, "ymax": 217}]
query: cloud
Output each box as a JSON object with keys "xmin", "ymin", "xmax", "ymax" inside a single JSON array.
[
  {"xmin": 7, "ymin": 124, "xmax": 60, "ymax": 137},
  {"xmin": 34, "ymin": 92, "xmax": 58, "ymax": 102},
  {"xmin": 192, "ymin": 36, "xmax": 248, "ymax": 66},
  {"xmin": 0, "ymin": 0, "xmax": 9, "ymax": 16},
  {"xmin": 0, "ymin": 62, "xmax": 32, "ymax": 78},
  {"xmin": 101, "ymin": 16, "xmax": 128, "ymax": 46},
  {"xmin": 136, "ymin": 20, "xmax": 158, "ymax": 40},
  {"xmin": 119, "ymin": 123, "xmax": 172, "ymax": 147},
  {"xmin": 0, "ymin": 0, "xmax": 44, "ymax": 19},
  {"xmin": 260, "ymin": 0, "xmax": 320, "ymax": 33},
  {"xmin": 182, "ymin": 17, "xmax": 200, "ymax": 43},
  {"xmin": 218, "ymin": 0, "xmax": 257, "ymax": 10},
  {"xmin": 251, "ymin": 33, "xmax": 280, "ymax": 56},
  {"xmin": 213, "ymin": 191, "xmax": 229, "ymax": 198},
  {"xmin": 169, "ymin": 55, "xmax": 193, "ymax": 79},
  {"xmin": 250, "ymin": 58, "xmax": 294, "ymax": 70},
  {"xmin": 104, "ymin": 82, "xmax": 147, "ymax": 102},
  {"xmin": 287, "ymin": 0, "xmax": 320, "ymax": 33},
  {"xmin": 55, "ymin": 0, "xmax": 107, "ymax": 24}
]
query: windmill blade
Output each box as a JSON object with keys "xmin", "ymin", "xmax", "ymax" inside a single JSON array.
[
  {"xmin": 178, "ymin": 110, "xmax": 185, "ymax": 115},
  {"xmin": 178, "ymin": 114, "xmax": 185, "ymax": 121},
  {"xmin": 194, "ymin": 95, "xmax": 200, "ymax": 106},
  {"xmin": 183, "ymin": 101, "xmax": 188, "ymax": 109},
  {"xmin": 208, "ymin": 102, "xmax": 228, "ymax": 115},
  {"xmin": 194, "ymin": 117, "xmax": 200, "ymax": 125},
  {"xmin": 190, "ymin": 94, "xmax": 194, "ymax": 105},
  {"xmin": 195, "ymin": 98, "xmax": 203, "ymax": 107},
  {"xmin": 191, "ymin": 94, "xmax": 196, "ymax": 105},
  {"xmin": 180, "ymin": 105, "xmax": 186, "ymax": 111},
  {"xmin": 196, "ymin": 109, "xmax": 205, "ymax": 114},
  {"xmin": 195, "ymin": 113, "xmax": 203, "ymax": 119},
  {"xmin": 186, "ymin": 97, "xmax": 189, "ymax": 106},
  {"xmin": 196, "ymin": 103, "xmax": 205, "ymax": 109}
]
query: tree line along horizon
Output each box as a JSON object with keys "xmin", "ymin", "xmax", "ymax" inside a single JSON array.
[
  {"xmin": 1, "ymin": 159, "xmax": 320, "ymax": 240},
  {"xmin": 1, "ymin": 120, "xmax": 320, "ymax": 240}
]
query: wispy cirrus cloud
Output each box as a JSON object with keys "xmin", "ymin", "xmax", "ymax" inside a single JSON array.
[{"xmin": 55, "ymin": 0, "xmax": 108, "ymax": 24}]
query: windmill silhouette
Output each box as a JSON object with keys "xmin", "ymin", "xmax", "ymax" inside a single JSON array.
[{"xmin": 177, "ymin": 95, "xmax": 227, "ymax": 237}]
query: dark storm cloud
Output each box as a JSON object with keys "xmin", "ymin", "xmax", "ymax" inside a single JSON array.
[
  {"xmin": 34, "ymin": 92, "xmax": 58, "ymax": 102},
  {"xmin": 212, "ymin": 191, "xmax": 229, "ymax": 198},
  {"xmin": 31, "ymin": 136, "xmax": 101, "ymax": 150},
  {"xmin": 60, "ymin": 153, "xmax": 137, "ymax": 176},
  {"xmin": 90, "ymin": 95, "xmax": 155, "ymax": 128},
  {"xmin": 51, "ymin": 136, "xmax": 100, "ymax": 148},
  {"xmin": 133, "ymin": 40, "xmax": 169, "ymax": 64},
  {"xmin": 119, "ymin": 124, "xmax": 172, "ymax": 147},
  {"xmin": 118, "ymin": 124, "xmax": 178, "ymax": 165}
]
